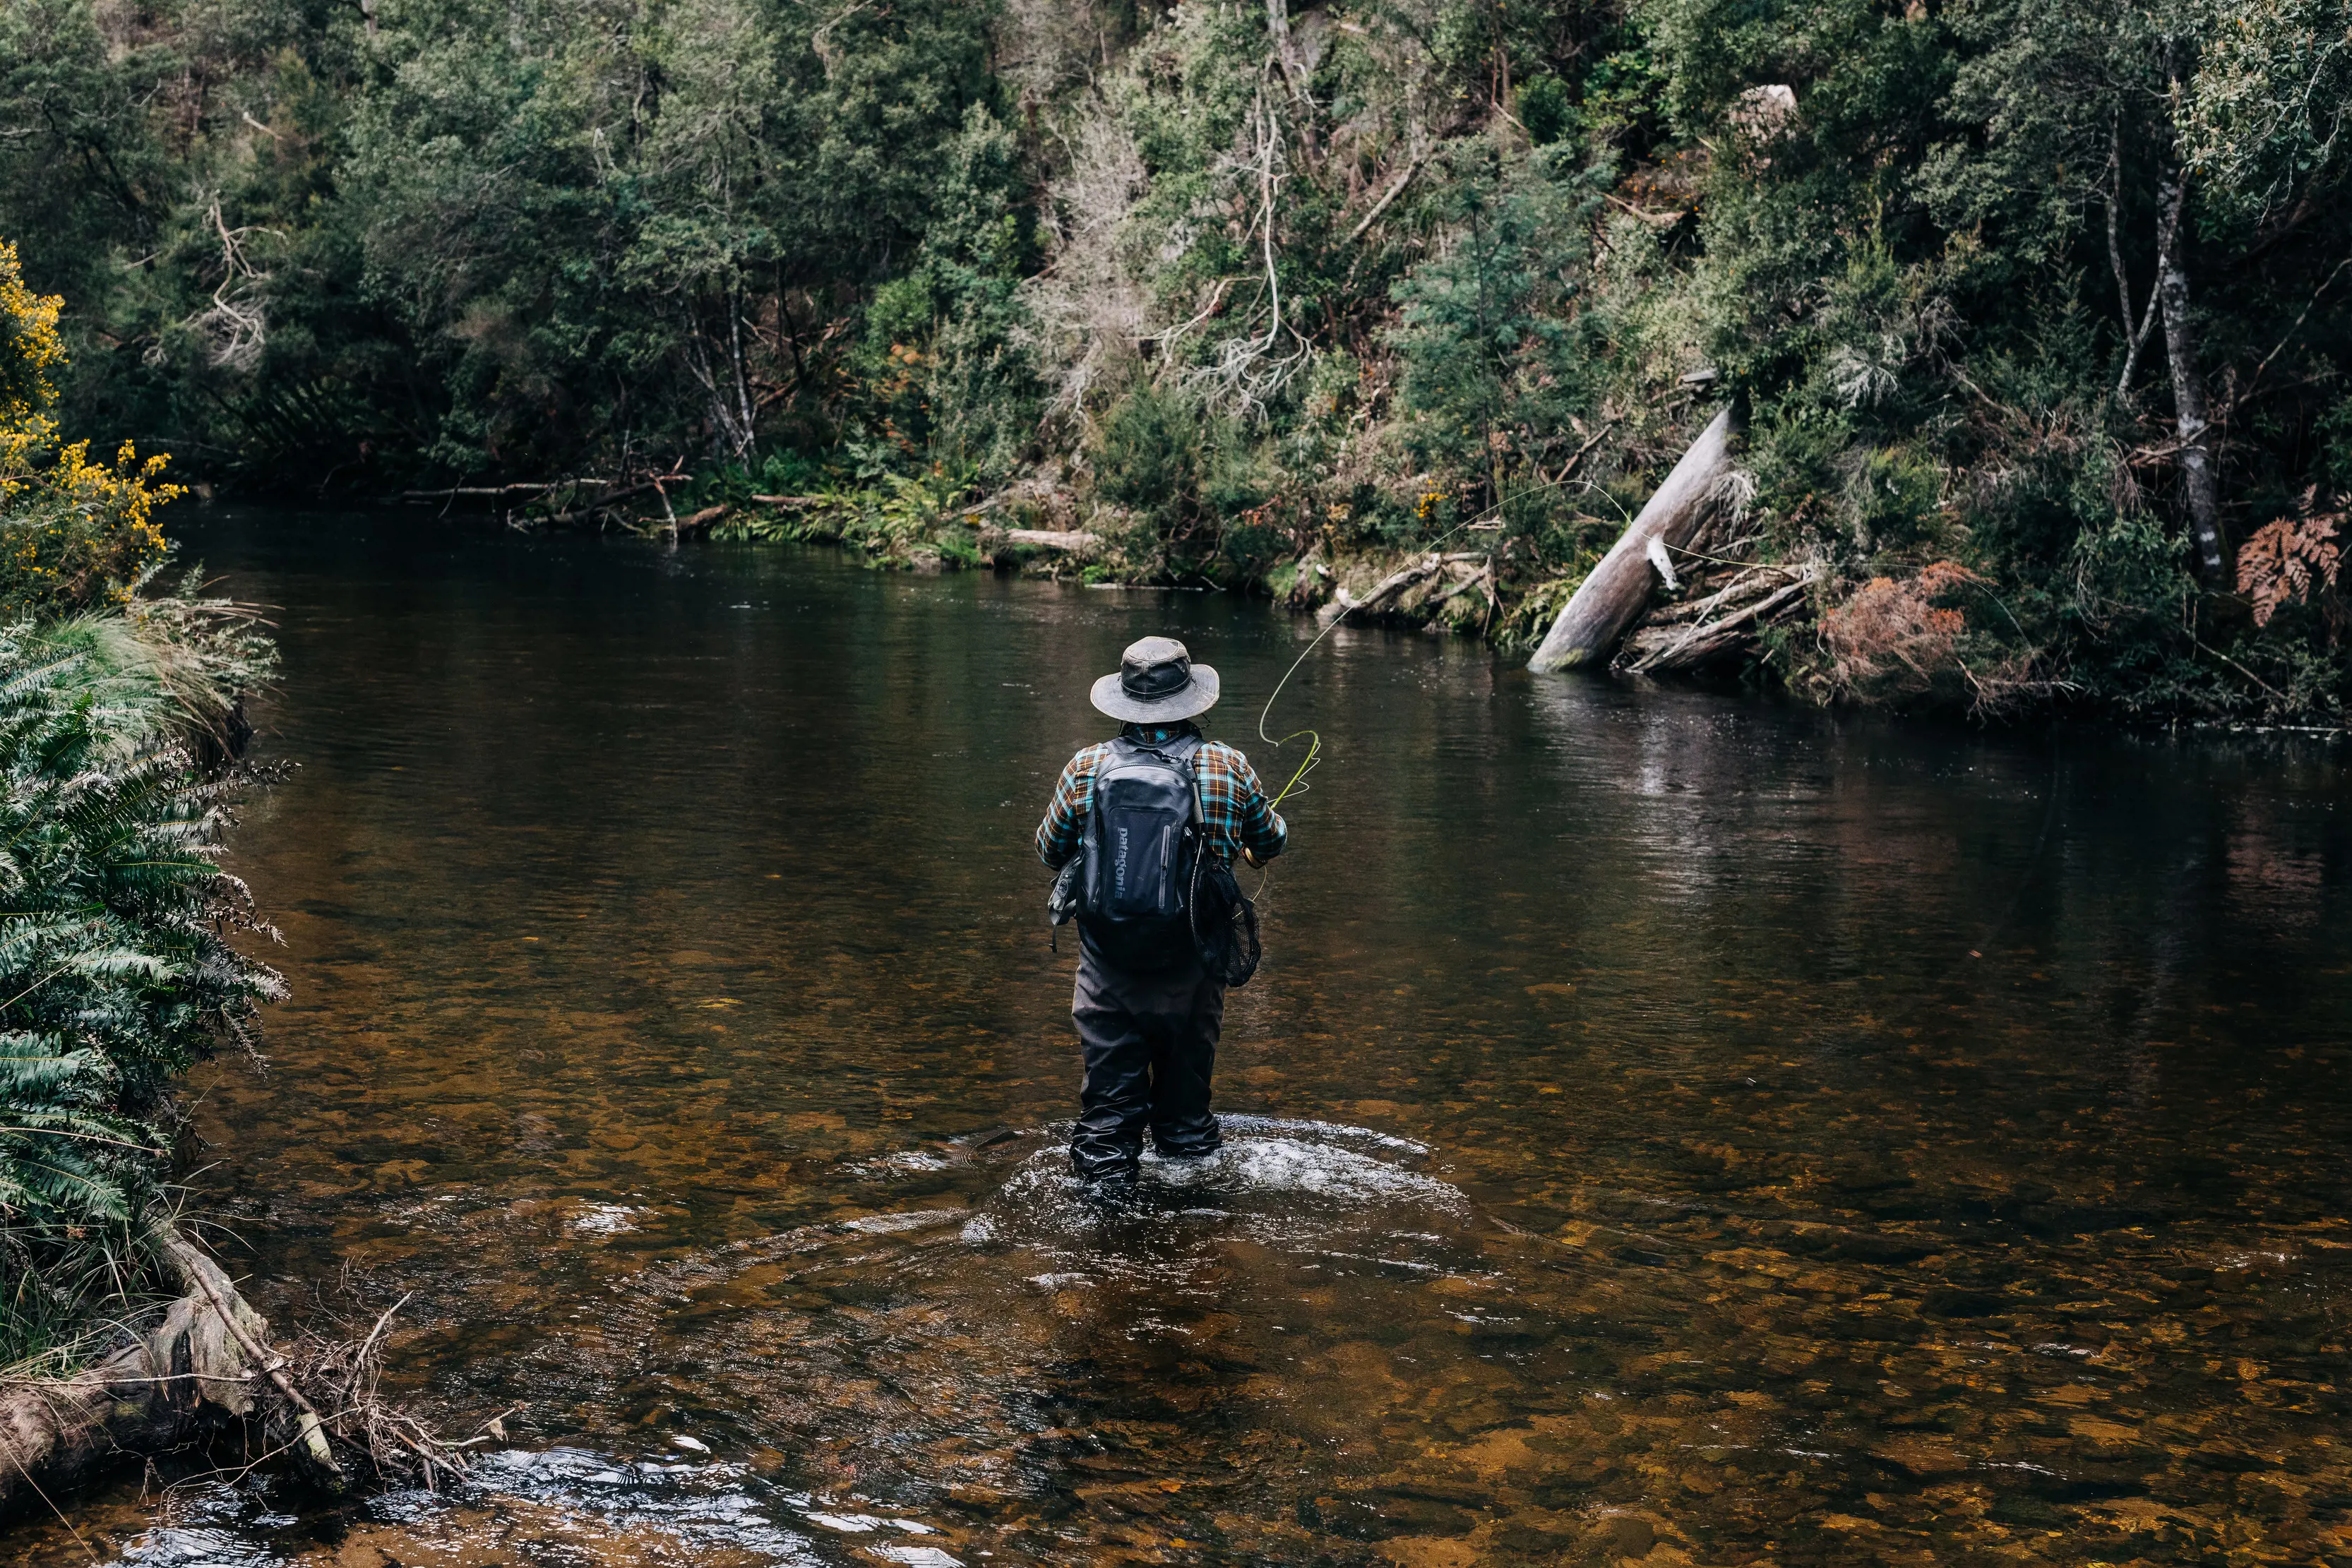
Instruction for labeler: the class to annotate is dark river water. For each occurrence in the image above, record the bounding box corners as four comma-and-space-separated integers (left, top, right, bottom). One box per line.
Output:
13, 509, 2352, 1567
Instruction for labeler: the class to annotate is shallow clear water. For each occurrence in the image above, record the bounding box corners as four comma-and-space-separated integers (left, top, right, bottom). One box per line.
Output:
12, 509, 2352, 1567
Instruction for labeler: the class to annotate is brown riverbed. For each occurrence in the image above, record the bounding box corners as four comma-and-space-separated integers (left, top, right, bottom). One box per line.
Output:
9, 509, 2351, 1567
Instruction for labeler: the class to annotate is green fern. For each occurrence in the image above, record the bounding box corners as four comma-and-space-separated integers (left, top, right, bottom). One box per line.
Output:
0, 615, 282, 1364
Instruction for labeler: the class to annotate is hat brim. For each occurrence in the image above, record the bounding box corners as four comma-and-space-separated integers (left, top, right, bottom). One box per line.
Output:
1090, 663, 1220, 723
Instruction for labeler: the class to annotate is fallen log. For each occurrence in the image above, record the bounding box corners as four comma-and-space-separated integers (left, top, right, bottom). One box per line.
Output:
398, 481, 576, 501
999, 528, 1097, 553
1318, 552, 1488, 624
535, 478, 667, 527
1528, 405, 1743, 671
1320, 555, 1441, 623
0, 1221, 343, 1522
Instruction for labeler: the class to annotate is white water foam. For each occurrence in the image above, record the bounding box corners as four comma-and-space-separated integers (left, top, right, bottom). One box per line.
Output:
848, 1149, 953, 1178
107, 1448, 845, 1567
1216, 1113, 1432, 1156
972, 1123, 1476, 1276
566, 1202, 643, 1237
984, 1130, 1463, 1216
840, 1207, 967, 1235
457, 1447, 832, 1562
1140, 1136, 1466, 1211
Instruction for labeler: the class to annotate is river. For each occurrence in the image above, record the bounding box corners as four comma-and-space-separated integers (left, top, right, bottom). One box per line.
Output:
11, 508, 2352, 1567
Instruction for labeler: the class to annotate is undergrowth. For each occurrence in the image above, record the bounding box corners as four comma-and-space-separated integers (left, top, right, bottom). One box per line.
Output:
0, 239, 282, 1374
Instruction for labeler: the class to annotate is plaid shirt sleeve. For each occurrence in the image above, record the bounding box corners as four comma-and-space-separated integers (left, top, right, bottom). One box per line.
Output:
1196, 742, 1287, 865
1036, 743, 1108, 867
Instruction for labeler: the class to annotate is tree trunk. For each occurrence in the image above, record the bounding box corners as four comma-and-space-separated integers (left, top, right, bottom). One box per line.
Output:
1265, 0, 1318, 162
2156, 59, 2226, 582
2107, 117, 2161, 397
2154, 166, 2225, 579
1528, 405, 1741, 672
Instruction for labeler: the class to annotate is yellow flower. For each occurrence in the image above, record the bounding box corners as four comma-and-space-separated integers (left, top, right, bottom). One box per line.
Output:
0, 234, 181, 615
0, 239, 66, 495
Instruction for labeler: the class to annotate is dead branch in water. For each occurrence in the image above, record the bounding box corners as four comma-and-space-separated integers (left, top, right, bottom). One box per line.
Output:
289, 1294, 496, 1491
399, 481, 580, 501
1619, 565, 1818, 673
154, 1226, 342, 1489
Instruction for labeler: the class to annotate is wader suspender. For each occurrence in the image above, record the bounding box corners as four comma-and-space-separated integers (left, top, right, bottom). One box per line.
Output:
1186, 767, 1212, 954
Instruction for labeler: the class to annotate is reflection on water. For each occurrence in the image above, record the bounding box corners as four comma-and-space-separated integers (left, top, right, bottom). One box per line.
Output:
11, 510, 2352, 1566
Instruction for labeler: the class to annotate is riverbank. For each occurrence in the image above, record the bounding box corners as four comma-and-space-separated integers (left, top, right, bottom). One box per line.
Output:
0, 244, 390, 1521
477, 467, 2325, 732
18, 0, 2349, 739
0, 603, 334, 1515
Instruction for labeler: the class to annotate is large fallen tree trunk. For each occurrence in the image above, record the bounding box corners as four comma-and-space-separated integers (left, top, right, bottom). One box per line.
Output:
0, 1221, 344, 1522
1528, 405, 1742, 672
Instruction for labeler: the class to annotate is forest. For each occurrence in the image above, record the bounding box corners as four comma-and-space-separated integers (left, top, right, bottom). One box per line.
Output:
2, 0, 2349, 719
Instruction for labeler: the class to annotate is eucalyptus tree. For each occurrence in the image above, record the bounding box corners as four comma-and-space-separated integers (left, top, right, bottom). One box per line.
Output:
1926, 0, 2352, 582
1928, 0, 2236, 576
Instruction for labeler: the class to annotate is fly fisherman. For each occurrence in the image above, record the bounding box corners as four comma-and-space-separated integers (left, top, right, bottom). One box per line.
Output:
1037, 636, 1287, 1190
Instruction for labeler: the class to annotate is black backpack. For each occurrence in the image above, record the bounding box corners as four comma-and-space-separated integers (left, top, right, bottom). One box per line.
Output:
1077, 735, 1205, 970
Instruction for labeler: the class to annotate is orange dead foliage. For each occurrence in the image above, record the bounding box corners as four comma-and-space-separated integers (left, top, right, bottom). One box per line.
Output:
2238, 488, 2344, 628
1820, 560, 1981, 700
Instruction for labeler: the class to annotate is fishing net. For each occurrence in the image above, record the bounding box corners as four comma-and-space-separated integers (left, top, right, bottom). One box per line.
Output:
1190, 856, 1262, 987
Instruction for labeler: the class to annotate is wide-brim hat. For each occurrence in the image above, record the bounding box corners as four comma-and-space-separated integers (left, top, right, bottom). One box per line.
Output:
1090, 635, 1221, 723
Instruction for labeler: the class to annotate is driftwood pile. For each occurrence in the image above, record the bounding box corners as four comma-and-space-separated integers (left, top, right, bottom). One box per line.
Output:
1317, 551, 1498, 627
0, 1223, 468, 1524
1615, 555, 1819, 674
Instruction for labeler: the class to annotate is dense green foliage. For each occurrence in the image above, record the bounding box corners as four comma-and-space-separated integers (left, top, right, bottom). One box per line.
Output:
0, 611, 283, 1367
4, 0, 2351, 718
0, 239, 279, 1368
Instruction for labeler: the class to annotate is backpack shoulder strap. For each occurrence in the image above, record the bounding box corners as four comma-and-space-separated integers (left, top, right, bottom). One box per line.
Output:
1174, 734, 1207, 824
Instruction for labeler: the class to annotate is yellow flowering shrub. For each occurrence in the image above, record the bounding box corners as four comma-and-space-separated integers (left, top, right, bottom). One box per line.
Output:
0, 239, 179, 617
0, 238, 65, 491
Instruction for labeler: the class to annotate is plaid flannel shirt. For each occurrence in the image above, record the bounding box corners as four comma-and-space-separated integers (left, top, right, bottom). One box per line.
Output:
1037, 722, 1288, 869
